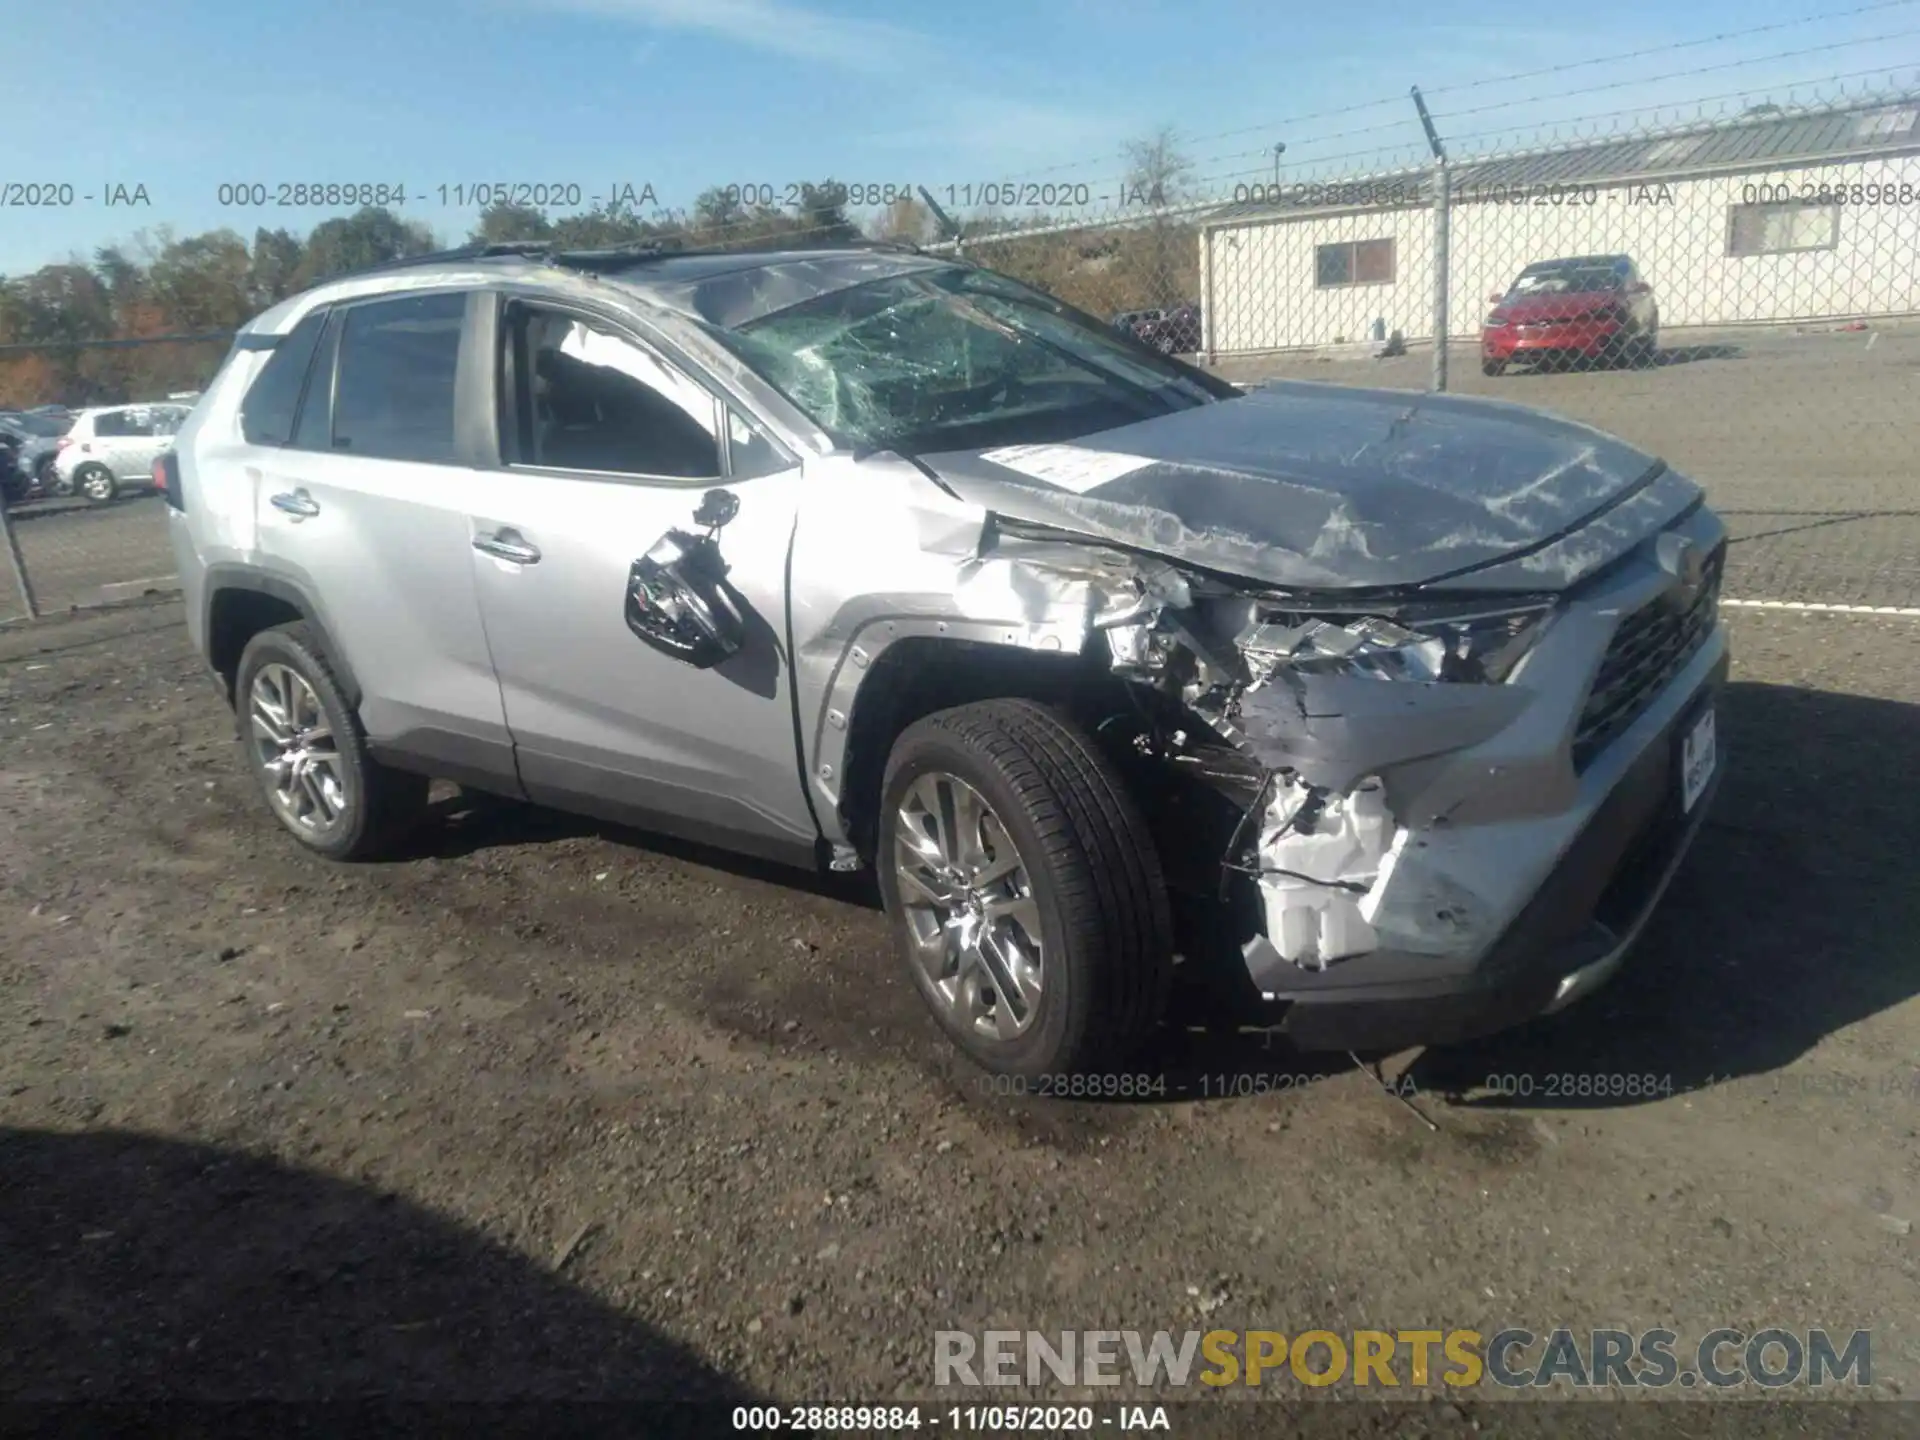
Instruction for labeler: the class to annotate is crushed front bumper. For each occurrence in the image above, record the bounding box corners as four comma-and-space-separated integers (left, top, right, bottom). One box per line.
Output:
1248, 511, 1729, 1053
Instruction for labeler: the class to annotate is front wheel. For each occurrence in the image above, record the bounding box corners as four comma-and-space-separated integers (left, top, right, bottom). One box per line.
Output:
76, 465, 118, 506
1481, 357, 1507, 377
43, 459, 73, 498
878, 699, 1174, 1079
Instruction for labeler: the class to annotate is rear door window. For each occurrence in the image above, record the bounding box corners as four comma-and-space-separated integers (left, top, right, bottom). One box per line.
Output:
241, 309, 329, 446
328, 292, 467, 464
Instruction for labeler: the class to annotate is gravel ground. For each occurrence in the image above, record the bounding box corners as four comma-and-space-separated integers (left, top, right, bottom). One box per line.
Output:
1, 598, 1916, 1428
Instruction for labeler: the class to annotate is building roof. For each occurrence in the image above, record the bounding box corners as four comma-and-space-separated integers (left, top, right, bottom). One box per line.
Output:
1207, 93, 1920, 226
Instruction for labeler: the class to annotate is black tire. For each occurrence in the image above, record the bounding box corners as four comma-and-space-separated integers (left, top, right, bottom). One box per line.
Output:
877, 699, 1174, 1078
1481, 358, 1506, 377
76, 464, 118, 506
233, 621, 429, 861
42, 458, 71, 497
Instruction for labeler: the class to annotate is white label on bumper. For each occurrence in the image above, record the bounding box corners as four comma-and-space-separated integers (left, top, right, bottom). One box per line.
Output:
1681, 707, 1716, 813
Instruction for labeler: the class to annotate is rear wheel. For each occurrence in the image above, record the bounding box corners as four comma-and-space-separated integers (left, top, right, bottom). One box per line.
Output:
77, 464, 118, 506
234, 622, 429, 861
878, 699, 1174, 1079
1481, 358, 1507, 377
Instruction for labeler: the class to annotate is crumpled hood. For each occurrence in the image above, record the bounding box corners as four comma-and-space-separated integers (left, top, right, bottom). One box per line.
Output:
920, 380, 1696, 592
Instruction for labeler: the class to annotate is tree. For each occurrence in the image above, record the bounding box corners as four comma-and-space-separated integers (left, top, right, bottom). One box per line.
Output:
147, 230, 255, 332
298, 207, 438, 285
792, 179, 861, 245
249, 228, 306, 309
550, 197, 668, 250
873, 195, 933, 245
691, 186, 749, 241
1123, 126, 1193, 209
469, 201, 555, 246
1121, 126, 1199, 308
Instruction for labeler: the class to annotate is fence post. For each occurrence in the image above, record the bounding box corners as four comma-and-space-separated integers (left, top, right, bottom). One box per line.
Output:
0, 497, 39, 620
1411, 86, 1451, 393
1432, 159, 1451, 393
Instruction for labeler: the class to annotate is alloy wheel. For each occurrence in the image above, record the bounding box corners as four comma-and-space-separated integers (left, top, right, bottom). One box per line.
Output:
248, 663, 348, 834
892, 771, 1045, 1041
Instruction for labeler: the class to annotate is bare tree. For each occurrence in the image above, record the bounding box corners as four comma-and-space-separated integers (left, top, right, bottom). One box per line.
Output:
1123, 126, 1193, 208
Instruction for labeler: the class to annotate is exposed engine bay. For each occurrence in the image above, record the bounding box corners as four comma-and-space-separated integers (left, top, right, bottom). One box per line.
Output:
949, 519, 1560, 992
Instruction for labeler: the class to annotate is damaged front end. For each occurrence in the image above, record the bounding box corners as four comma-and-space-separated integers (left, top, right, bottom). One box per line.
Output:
957, 521, 1559, 996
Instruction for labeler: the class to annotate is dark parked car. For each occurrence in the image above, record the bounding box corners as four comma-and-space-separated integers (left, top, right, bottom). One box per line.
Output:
0, 419, 26, 504
1481, 255, 1658, 375
4, 409, 77, 497
1136, 301, 1202, 355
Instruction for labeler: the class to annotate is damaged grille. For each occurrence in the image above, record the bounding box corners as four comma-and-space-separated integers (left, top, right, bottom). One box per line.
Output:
1572, 541, 1724, 771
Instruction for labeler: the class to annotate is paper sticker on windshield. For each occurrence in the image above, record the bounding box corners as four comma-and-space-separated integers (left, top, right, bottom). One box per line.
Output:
979, 444, 1154, 494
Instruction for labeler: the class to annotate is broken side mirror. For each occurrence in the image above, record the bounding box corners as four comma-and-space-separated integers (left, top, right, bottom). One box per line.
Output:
625, 528, 746, 670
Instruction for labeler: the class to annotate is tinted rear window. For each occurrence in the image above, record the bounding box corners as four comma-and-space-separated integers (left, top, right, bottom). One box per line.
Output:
329, 292, 466, 464
241, 309, 329, 447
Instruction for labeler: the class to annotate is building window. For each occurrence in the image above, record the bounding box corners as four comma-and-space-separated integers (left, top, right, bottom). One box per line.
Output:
1315, 238, 1395, 287
1727, 201, 1839, 256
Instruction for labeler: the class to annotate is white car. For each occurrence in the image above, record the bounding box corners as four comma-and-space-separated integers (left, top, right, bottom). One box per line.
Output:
52, 403, 193, 505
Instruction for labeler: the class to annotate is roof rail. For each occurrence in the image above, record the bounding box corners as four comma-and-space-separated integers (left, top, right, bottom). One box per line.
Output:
324, 240, 557, 284
322, 233, 946, 287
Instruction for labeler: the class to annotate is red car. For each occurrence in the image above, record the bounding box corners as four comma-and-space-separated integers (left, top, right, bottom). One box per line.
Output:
1481, 254, 1659, 376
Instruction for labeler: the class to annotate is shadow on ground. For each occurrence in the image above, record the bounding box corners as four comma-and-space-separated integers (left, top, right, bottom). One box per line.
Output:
350, 679, 1919, 1119
0, 1126, 760, 1405
1412, 679, 1920, 1107
1500, 342, 1742, 377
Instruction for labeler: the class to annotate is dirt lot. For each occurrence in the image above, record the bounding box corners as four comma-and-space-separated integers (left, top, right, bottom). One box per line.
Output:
2, 597, 1916, 1425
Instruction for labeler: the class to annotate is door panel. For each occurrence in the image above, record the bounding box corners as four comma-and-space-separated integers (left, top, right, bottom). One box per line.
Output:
464, 465, 815, 859
254, 449, 515, 783
251, 288, 515, 789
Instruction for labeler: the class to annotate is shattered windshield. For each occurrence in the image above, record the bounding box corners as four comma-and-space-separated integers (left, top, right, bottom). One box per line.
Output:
720, 268, 1219, 453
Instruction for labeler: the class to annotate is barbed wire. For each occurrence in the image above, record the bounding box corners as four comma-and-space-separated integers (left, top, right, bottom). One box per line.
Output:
983, 1, 1920, 183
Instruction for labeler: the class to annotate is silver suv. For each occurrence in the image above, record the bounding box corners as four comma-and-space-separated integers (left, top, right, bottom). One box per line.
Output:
167, 241, 1727, 1078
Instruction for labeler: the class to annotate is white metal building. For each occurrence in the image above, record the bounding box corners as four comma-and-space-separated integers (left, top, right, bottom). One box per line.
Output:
1198, 97, 1920, 357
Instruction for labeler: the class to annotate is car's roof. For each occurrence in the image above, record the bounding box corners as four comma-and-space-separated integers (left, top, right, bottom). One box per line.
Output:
262, 245, 961, 336
76, 401, 185, 417
1522, 254, 1630, 268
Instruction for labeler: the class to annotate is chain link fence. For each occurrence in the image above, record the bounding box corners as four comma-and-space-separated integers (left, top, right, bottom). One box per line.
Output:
5, 76, 1919, 625
938, 80, 1920, 612
1, 334, 229, 622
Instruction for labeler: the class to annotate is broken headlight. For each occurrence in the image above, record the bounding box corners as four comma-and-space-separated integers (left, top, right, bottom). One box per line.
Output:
1238, 598, 1556, 685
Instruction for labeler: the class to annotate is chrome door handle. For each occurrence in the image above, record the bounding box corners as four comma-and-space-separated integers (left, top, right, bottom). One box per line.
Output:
473, 530, 541, 564
270, 489, 320, 518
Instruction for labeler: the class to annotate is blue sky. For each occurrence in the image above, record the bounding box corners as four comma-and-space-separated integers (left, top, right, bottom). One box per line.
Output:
4, 0, 1919, 274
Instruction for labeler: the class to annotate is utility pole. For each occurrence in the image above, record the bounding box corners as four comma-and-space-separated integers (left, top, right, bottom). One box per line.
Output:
1411, 86, 1450, 393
